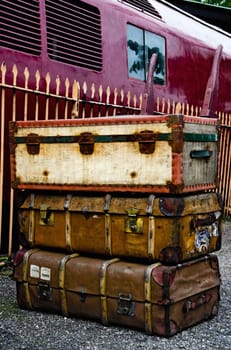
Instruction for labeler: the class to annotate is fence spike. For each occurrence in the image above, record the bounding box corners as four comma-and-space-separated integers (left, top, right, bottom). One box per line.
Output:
45, 73, 51, 95
83, 81, 88, 96
181, 102, 185, 115
113, 88, 118, 116
161, 98, 165, 113
172, 100, 175, 114
127, 91, 131, 107
120, 89, 124, 104
156, 96, 159, 112
106, 86, 111, 117
56, 75, 60, 95
12, 64, 18, 86
133, 94, 137, 109
65, 78, 70, 96
106, 86, 111, 104
23, 67, 30, 121
71, 80, 80, 118
1, 62, 7, 84
24, 67, 30, 89
190, 105, 194, 116
99, 85, 103, 102
186, 104, 189, 115
64, 78, 70, 119
55, 76, 61, 119
35, 70, 40, 90
91, 83, 96, 99
167, 99, 170, 114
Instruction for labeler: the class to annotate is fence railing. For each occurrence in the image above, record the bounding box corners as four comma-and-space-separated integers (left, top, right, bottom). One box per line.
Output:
1, 62, 230, 256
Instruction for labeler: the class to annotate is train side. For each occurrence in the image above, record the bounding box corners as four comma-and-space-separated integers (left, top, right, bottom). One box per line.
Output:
0, 0, 231, 114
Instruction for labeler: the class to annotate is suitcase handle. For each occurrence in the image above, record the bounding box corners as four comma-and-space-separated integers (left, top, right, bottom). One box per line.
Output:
26, 133, 40, 155
183, 293, 212, 313
78, 132, 94, 155
191, 213, 219, 229
138, 130, 156, 154
190, 150, 213, 159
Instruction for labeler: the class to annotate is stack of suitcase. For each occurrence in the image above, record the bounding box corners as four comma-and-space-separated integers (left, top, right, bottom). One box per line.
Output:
10, 114, 222, 337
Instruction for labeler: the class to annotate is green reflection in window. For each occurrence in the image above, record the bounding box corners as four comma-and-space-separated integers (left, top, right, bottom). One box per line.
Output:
127, 24, 165, 85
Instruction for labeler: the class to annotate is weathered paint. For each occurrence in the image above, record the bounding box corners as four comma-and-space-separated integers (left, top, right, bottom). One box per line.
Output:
10, 115, 219, 193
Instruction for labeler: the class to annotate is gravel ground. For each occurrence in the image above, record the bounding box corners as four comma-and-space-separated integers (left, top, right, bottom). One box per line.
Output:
0, 222, 230, 350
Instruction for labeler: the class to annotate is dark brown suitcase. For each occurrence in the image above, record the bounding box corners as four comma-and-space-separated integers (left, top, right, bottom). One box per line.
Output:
13, 249, 220, 337
18, 192, 223, 264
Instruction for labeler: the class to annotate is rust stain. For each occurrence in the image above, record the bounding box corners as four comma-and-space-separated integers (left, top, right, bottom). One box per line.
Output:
130, 171, 137, 178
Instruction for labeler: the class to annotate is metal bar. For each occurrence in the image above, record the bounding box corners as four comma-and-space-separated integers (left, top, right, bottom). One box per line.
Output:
23, 67, 30, 121
13, 132, 217, 144
8, 65, 18, 257
64, 78, 70, 120
0, 63, 7, 250
35, 70, 40, 121
55, 76, 60, 120
0, 83, 77, 102
45, 73, 51, 121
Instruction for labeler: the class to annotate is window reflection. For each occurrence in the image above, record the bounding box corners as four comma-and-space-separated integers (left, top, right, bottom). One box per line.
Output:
127, 24, 165, 85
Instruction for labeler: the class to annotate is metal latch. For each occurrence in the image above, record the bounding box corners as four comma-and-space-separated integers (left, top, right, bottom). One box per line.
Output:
138, 130, 156, 154
26, 133, 40, 155
38, 283, 52, 301
78, 132, 94, 155
39, 204, 54, 225
104, 194, 112, 212
125, 208, 143, 234
64, 194, 72, 210
117, 293, 135, 317
146, 194, 155, 215
77, 288, 86, 302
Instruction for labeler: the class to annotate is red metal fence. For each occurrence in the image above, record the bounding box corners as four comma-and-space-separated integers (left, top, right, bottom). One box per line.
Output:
1, 62, 230, 256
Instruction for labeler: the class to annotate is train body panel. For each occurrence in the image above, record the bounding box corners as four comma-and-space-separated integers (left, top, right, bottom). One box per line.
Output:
0, 0, 231, 113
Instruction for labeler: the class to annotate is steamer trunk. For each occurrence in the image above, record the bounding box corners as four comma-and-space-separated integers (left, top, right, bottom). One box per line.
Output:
9, 114, 219, 194
13, 250, 220, 337
18, 192, 223, 264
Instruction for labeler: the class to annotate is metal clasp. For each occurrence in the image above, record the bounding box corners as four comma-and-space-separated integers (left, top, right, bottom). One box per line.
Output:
117, 293, 135, 317
39, 204, 54, 225
77, 288, 86, 302
26, 133, 40, 155
64, 194, 72, 210
125, 208, 143, 234
38, 283, 52, 301
138, 130, 156, 154
78, 132, 94, 155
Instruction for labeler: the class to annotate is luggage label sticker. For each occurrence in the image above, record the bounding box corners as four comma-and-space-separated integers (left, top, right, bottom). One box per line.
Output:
194, 218, 220, 253
194, 229, 211, 253
189, 212, 221, 255
30, 264, 51, 281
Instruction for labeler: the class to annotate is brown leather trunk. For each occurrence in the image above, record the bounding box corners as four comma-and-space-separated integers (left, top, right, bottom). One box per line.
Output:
13, 249, 220, 337
18, 192, 223, 264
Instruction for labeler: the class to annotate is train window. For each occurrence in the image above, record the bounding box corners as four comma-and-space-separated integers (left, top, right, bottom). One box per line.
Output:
127, 24, 165, 85
45, 0, 102, 71
0, 0, 41, 55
